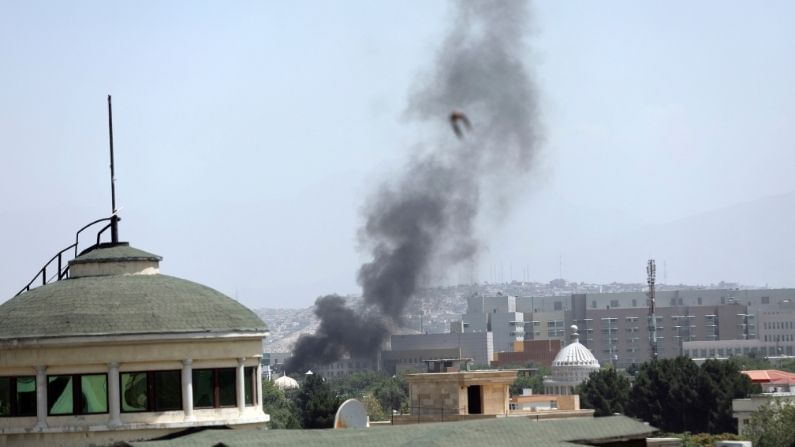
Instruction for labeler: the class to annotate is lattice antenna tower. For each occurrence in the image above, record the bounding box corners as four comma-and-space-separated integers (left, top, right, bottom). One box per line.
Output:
647, 259, 658, 360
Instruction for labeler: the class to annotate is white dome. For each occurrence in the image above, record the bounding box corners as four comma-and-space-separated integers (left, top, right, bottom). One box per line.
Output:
544, 326, 601, 395
274, 375, 300, 390
552, 342, 600, 368
552, 326, 599, 368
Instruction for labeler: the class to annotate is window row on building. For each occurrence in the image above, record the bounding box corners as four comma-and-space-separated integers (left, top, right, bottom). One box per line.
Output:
763, 334, 795, 342
0, 367, 257, 417
684, 346, 795, 358
764, 321, 795, 330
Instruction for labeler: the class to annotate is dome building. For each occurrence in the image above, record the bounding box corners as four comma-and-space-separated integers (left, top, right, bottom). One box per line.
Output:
543, 325, 600, 395
273, 375, 299, 391
0, 240, 269, 446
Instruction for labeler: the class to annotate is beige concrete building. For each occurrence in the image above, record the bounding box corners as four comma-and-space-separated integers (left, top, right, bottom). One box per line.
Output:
399, 364, 516, 424
509, 391, 594, 419
0, 243, 269, 446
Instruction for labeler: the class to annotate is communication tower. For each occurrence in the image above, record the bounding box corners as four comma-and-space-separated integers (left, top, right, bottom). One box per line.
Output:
647, 259, 658, 360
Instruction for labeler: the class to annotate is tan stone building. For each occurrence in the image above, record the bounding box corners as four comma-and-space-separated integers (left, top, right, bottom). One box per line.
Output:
398, 360, 516, 424
0, 243, 269, 446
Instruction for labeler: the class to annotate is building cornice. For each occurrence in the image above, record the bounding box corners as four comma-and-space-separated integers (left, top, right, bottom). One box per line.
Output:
0, 330, 269, 350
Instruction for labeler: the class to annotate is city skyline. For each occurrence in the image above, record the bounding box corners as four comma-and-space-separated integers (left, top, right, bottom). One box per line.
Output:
2, 1, 795, 309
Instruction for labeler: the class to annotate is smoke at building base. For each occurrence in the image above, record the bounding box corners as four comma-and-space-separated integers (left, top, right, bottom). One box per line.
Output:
286, 0, 542, 374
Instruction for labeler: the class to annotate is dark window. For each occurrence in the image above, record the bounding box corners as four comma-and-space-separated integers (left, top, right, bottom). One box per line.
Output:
48, 374, 108, 415
193, 368, 236, 409
244, 367, 256, 406
121, 371, 181, 413
554, 301, 562, 311
218, 369, 236, 407
154, 371, 182, 411
761, 296, 770, 304
0, 376, 36, 417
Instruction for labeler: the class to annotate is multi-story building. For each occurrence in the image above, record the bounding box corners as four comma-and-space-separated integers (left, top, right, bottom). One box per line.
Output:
684, 300, 795, 359
460, 288, 795, 369
312, 356, 379, 379
385, 332, 493, 371
462, 295, 524, 353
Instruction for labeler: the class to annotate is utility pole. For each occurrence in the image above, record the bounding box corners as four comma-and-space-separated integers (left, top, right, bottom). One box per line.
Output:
108, 95, 119, 243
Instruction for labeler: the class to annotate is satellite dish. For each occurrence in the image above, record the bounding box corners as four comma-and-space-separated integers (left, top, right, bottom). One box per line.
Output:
334, 398, 369, 429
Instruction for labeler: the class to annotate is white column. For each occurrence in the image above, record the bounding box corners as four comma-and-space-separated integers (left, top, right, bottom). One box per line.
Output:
34, 365, 47, 429
182, 359, 194, 421
255, 359, 263, 410
236, 357, 246, 413
108, 362, 122, 426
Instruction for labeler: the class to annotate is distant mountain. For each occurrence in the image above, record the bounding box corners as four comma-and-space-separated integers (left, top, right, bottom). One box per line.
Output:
593, 191, 795, 287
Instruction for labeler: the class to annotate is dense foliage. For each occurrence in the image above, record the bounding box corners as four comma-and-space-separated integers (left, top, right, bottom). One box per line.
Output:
743, 399, 795, 447
295, 373, 342, 428
261, 379, 301, 429
662, 432, 748, 447
509, 367, 548, 396
575, 367, 631, 416
625, 357, 757, 433
729, 354, 795, 373
575, 357, 757, 434
328, 371, 408, 418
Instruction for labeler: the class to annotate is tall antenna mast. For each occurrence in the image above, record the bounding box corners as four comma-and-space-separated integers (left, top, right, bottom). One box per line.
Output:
647, 259, 658, 360
108, 94, 119, 243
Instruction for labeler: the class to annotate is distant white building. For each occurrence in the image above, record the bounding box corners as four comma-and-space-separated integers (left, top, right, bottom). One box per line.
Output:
544, 325, 600, 395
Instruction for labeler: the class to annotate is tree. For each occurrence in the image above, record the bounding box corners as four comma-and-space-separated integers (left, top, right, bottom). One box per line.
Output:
373, 374, 408, 413
575, 367, 630, 416
627, 357, 705, 433
743, 399, 795, 447
699, 358, 758, 433
332, 371, 383, 401
731, 354, 773, 371
779, 358, 795, 373
295, 373, 341, 429
261, 379, 301, 429
626, 357, 757, 434
509, 368, 548, 396
361, 394, 387, 421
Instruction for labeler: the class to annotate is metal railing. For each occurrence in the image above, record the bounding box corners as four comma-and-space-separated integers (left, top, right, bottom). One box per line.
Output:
15, 216, 116, 296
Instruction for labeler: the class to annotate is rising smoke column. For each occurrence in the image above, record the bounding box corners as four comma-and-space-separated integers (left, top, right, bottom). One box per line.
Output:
287, 0, 541, 373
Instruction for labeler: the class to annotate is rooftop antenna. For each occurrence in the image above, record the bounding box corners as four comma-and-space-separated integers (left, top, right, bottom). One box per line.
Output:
647, 259, 658, 360
107, 95, 119, 243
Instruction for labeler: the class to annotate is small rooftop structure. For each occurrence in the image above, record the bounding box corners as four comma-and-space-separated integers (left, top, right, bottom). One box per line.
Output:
741, 369, 795, 393
398, 368, 517, 424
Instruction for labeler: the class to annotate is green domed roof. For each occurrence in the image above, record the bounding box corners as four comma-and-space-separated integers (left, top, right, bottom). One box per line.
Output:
0, 271, 266, 341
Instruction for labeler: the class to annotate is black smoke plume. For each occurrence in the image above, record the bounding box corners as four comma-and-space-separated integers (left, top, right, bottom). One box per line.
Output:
287, 0, 541, 373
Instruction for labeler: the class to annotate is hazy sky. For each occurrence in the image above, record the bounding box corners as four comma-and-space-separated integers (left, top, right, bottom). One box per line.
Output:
2, 1, 794, 309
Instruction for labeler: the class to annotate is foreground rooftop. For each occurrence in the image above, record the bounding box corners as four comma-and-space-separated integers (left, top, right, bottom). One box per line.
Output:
128, 415, 656, 447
